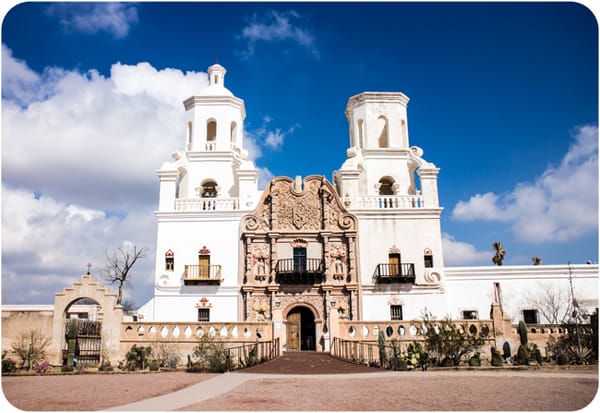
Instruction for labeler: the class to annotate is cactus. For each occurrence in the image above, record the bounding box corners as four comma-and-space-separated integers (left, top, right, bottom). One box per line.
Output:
517, 321, 528, 345
516, 321, 529, 365
377, 331, 387, 368
64, 319, 79, 370
491, 346, 504, 366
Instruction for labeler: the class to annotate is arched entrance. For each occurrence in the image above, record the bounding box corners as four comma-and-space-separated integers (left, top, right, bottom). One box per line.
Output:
51, 274, 122, 366
286, 306, 316, 351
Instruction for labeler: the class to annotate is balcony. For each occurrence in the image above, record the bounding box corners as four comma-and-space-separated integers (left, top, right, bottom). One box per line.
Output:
357, 195, 424, 209
275, 258, 324, 284
174, 198, 240, 211
183, 265, 222, 285
372, 263, 415, 284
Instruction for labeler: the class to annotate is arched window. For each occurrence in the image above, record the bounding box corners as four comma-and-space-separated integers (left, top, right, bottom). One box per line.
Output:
201, 180, 218, 198
187, 122, 193, 150
230, 121, 237, 143
424, 248, 434, 268
377, 116, 389, 148
357, 119, 364, 148
207, 120, 217, 142
378, 177, 395, 195
165, 250, 174, 271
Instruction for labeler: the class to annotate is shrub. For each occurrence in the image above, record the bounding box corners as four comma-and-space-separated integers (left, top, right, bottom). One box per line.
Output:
490, 347, 504, 366
10, 329, 51, 371
125, 345, 152, 370
188, 334, 229, 372
1, 354, 17, 374
34, 361, 49, 373
418, 310, 490, 366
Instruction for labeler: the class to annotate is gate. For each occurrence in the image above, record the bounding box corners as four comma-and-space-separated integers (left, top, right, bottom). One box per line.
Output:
63, 320, 102, 365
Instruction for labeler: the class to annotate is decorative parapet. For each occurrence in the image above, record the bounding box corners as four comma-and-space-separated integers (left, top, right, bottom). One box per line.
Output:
337, 319, 494, 342
120, 321, 272, 343
174, 198, 240, 211
357, 195, 424, 209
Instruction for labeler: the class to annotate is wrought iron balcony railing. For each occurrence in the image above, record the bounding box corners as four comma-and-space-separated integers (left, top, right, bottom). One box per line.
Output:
276, 259, 324, 274
373, 263, 416, 284
275, 258, 324, 284
183, 265, 222, 285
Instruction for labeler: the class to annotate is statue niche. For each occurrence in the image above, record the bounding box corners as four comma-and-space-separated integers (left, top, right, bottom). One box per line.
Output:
329, 242, 347, 281
252, 243, 270, 282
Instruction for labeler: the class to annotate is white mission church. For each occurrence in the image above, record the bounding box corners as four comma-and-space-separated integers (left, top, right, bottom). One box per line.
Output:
136, 63, 597, 352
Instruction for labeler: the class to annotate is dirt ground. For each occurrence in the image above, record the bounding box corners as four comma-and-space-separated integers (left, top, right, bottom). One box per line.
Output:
1, 371, 216, 411
2, 368, 598, 411
183, 371, 599, 411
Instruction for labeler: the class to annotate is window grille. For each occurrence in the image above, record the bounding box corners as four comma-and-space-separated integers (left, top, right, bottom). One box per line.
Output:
198, 308, 210, 322
390, 305, 403, 321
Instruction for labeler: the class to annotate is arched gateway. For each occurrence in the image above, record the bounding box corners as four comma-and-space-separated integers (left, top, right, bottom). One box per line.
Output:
240, 175, 359, 351
50, 274, 123, 365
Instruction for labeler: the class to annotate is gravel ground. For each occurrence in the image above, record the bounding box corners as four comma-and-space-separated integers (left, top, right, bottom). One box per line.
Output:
1, 372, 216, 411
182, 371, 598, 411
2, 365, 598, 411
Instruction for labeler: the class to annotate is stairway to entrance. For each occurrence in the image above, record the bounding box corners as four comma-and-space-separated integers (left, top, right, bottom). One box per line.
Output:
238, 351, 381, 374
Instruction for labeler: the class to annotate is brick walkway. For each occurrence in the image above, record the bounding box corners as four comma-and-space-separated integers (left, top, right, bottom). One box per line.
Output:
238, 351, 382, 374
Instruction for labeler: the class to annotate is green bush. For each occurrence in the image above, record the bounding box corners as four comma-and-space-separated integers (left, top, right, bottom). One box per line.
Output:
125, 345, 152, 370
188, 334, 229, 372
2, 358, 17, 374
418, 310, 490, 366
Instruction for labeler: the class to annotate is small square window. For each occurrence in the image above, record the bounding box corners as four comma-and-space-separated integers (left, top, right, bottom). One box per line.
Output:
198, 308, 210, 322
424, 254, 434, 268
462, 310, 478, 320
523, 309, 539, 324
390, 305, 403, 321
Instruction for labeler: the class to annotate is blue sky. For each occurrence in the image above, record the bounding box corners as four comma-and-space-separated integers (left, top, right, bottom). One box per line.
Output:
1, 1, 598, 307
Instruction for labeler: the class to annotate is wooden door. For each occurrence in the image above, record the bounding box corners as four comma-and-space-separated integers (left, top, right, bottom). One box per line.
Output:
198, 255, 210, 278
286, 313, 301, 351
388, 253, 400, 276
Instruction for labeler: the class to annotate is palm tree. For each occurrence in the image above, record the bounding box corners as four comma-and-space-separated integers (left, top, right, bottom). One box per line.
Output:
492, 242, 506, 266
532, 256, 542, 265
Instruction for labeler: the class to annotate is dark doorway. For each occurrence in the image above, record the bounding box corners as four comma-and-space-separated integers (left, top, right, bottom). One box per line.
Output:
286, 306, 316, 351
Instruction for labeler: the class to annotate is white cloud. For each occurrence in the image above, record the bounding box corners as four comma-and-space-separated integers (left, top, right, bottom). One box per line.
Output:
442, 233, 490, 266
238, 10, 319, 58
2, 46, 208, 212
1, 186, 156, 305
46, 3, 138, 39
451, 125, 598, 243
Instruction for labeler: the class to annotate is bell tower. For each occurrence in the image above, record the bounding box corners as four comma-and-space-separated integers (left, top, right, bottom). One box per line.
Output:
157, 63, 258, 212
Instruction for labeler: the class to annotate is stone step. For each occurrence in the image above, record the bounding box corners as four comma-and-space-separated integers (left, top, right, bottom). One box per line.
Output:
238, 351, 381, 374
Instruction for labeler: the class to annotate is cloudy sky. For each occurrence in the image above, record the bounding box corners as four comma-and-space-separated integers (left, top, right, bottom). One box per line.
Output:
1, 2, 598, 307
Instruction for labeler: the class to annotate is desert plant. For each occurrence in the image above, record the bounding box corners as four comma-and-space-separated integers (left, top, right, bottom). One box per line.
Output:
491, 347, 504, 366
188, 334, 229, 372
153, 341, 181, 369
11, 329, 52, 371
468, 352, 481, 367
418, 311, 490, 366
377, 331, 387, 368
125, 345, 152, 370
516, 321, 529, 365
2, 351, 17, 374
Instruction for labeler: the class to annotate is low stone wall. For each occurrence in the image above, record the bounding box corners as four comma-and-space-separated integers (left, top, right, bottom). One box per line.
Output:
118, 321, 273, 363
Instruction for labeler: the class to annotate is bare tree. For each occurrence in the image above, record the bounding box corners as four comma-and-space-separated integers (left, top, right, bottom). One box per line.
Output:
102, 244, 147, 305
524, 281, 575, 324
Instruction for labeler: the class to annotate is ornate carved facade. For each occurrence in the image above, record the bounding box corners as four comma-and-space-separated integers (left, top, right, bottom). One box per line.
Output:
240, 175, 359, 324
